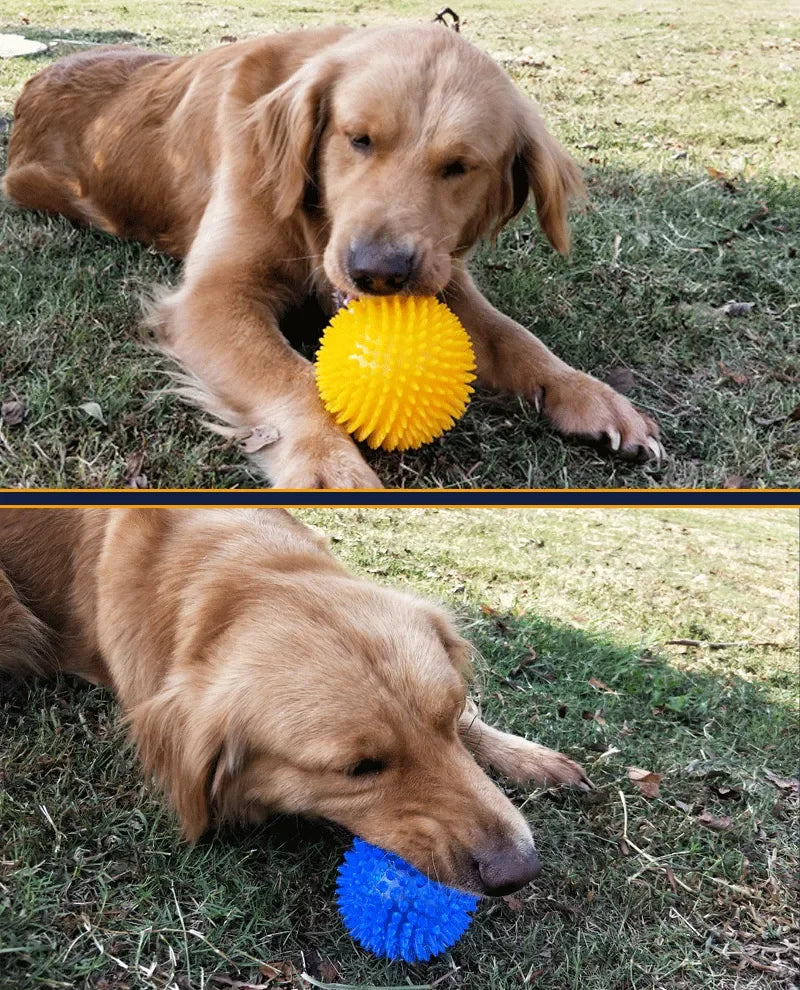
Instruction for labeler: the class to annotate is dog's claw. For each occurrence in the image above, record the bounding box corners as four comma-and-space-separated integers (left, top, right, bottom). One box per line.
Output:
647, 437, 664, 462
533, 387, 544, 414
606, 427, 621, 452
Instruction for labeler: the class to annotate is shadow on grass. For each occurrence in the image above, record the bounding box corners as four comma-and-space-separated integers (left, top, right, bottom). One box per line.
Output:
1, 146, 798, 487
0, 25, 148, 50
1, 603, 796, 989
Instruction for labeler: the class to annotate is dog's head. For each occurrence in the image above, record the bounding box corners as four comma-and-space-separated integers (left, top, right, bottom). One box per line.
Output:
250, 24, 582, 299
130, 565, 540, 896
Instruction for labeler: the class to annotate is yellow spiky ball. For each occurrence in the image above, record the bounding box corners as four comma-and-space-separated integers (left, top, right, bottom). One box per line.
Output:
315, 296, 476, 452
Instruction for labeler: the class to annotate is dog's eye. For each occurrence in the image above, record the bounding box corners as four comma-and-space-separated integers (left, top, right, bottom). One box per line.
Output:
350, 134, 371, 150
348, 758, 386, 777
442, 160, 467, 179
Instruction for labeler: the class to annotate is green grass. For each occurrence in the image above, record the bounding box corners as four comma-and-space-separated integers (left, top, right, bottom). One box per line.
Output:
0, 0, 798, 488
1, 507, 798, 989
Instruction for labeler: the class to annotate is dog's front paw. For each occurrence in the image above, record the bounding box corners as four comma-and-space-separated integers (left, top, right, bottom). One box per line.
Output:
538, 371, 663, 461
267, 433, 383, 490
507, 743, 593, 791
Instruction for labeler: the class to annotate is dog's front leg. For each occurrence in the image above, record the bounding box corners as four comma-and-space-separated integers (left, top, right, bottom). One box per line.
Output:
459, 700, 591, 790
443, 265, 663, 461
150, 266, 382, 490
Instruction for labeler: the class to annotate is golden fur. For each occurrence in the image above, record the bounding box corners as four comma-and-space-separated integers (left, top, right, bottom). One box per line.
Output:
0, 508, 589, 894
3, 24, 662, 487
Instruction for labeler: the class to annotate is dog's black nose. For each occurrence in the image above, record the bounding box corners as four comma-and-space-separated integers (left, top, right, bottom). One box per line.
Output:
347, 242, 414, 295
477, 843, 542, 896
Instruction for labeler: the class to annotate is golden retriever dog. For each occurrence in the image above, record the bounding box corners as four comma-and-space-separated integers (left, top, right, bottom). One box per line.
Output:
0, 508, 589, 895
3, 23, 662, 488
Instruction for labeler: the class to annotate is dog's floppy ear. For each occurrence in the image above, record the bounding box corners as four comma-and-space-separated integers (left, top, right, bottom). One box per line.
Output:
246, 56, 340, 220
428, 607, 474, 681
127, 674, 245, 841
495, 104, 584, 253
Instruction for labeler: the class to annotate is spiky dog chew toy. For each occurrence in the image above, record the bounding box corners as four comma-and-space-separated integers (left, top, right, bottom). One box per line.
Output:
336, 838, 479, 963
314, 296, 476, 452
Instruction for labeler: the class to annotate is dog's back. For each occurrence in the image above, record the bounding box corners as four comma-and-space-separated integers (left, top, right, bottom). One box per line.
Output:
4, 50, 174, 232
0, 509, 108, 679
2, 28, 350, 256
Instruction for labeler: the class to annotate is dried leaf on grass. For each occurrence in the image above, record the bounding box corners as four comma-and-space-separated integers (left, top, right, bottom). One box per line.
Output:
718, 361, 749, 386
706, 166, 738, 192
764, 770, 799, 793
507, 649, 537, 678
240, 424, 281, 454
582, 709, 607, 725
123, 450, 148, 488
722, 474, 753, 489
718, 300, 755, 317
588, 677, 618, 694
0, 399, 25, 426
628, 767, 662, 798
697, 809, 732, 830
258, 959, 300, 985
78, 401, 106, 426
303, 951, 341, 984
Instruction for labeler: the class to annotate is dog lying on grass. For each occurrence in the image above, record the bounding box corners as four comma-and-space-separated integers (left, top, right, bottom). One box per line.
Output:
0, 508, 589, 895
3, 23, 662, 487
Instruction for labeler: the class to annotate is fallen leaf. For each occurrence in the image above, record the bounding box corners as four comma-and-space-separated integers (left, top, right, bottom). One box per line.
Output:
240, 424, 281, 453
719, 300, 755, 317
764, 770, 799, 793
706, 166, 738, 192
711, 783, 740, 799
220, 34, 238, 42
788, 403, 800, 422
722, 474, 753, 489
304, 951, 340, 983
718, 361, 749, 386
588, 676, 618, 694
628, 767, 662, 799
78, 401, 106, 426
604, 367, 635, 395
697, 809, 732, 830
503, 895, 524, 911
673, 798, 694, 813
508, 649, 537, 678
123, 450, 147, 488
0, 399, 25, 426
259, 960, 298, 985
582, 709, 607, 724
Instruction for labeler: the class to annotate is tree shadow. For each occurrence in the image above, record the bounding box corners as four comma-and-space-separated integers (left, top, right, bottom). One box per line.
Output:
2, 155, 797, 487
0, 593, 795, 987
0, 25, 148, 51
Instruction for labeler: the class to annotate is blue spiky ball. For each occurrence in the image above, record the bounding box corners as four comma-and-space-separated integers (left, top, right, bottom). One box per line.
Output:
336, 839, 479, 963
